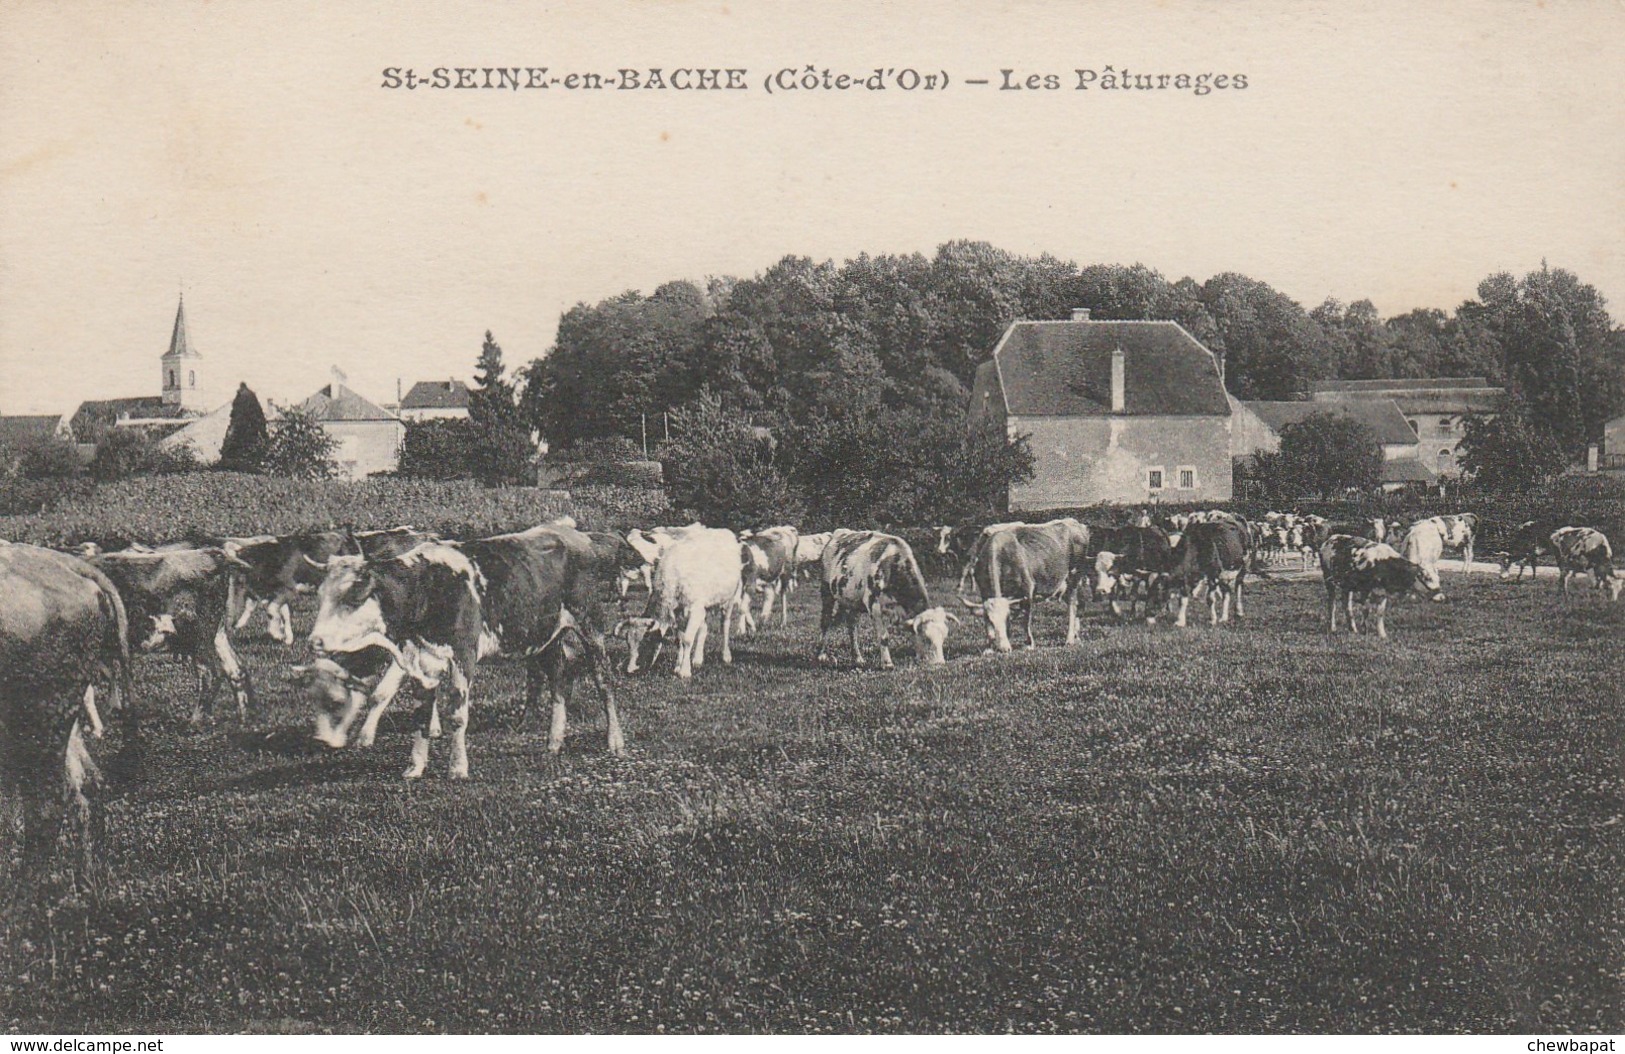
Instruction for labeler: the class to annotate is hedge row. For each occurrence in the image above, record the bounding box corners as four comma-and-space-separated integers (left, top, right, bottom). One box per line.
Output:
0, 474, 611, 547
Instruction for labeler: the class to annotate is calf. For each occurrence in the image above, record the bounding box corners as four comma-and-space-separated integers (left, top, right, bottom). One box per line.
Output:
91, 546, 251, 726
1162, 520, 1249, 628
819, 531, 955, 669
615, 527, 744, 679
1320, 535, 1443, 640
958, 519, 1090, 651
1551, 527, 1622, 601
1091, 525, 1175, 623
737, 525, 800, 633
308, 524, 623, 776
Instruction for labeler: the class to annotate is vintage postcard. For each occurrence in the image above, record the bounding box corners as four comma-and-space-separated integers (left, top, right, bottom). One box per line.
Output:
1, 0, 1621, 1040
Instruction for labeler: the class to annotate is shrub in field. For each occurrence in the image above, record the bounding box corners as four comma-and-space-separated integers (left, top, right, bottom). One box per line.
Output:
88, 428, 202, 482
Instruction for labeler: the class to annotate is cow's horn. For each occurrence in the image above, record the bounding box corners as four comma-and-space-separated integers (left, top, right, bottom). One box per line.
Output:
301, 553, 329, 571
957, 595, 983, 612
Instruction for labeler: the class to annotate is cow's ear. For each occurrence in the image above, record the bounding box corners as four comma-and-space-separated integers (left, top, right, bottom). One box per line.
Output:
347, 567, 377, 602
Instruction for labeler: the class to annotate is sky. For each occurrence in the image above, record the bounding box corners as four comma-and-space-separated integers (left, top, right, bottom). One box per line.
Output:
2, 0, 1622, 416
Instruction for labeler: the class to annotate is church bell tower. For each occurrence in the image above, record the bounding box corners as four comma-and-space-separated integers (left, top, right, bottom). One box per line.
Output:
161, 295, 205, 412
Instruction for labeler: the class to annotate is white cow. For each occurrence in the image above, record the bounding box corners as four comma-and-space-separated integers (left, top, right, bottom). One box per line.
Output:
615, 527, 743, 679
1398, 515, 1477, 601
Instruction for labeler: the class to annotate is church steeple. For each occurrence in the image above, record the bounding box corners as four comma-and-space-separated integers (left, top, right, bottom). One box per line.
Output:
161, 295, 205, 411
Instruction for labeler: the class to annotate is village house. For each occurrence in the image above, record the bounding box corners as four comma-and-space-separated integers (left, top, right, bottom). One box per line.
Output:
969, 310, 1232, 509
397, 379, 472, 421
1231, 397, 1437, 491
285, 371, 405, 479
1309, 377, 1503, 478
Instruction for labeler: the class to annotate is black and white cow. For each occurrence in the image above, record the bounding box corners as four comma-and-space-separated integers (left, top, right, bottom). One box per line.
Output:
819, 531, 955, 669
307, 523, 623, 777
1550, 527, 1622, 601
0, 543, 135, 878
1091, 525, 1175, 623
737, 525, 799, 633
957, 519, 1091, 651
1320, 534, 1443, 640
90, 546, 252, 726
1496, 520, 1555, 582
1161, 519, 1250, 628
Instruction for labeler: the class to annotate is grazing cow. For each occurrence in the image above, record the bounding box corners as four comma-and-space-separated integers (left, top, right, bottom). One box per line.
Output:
819, 531, 955, 669
1398, 516, 1478, 601
935, 522, 1024, 577
1, 544, 135, 878
622, 523, 705, 593
789, 531, 834, 589
615, 527, 744, 679
957, 519, 1091, 651
1550, 527, 1622, 601
1497, 520, 1555, 581
1162, 519, 1250, 627
308, 524, 623, 777
90, 547, 251, 726
585, 531, 651, 600
737, 526, 800, 633
1320, 535, 1443, 639
1091, 525, 1175, 623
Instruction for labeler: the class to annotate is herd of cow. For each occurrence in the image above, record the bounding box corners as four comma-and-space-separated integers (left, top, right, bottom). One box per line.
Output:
1, 506, 1620, 877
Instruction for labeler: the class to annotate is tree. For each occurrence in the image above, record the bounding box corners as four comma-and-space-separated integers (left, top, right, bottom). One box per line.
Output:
89, 428, 200, 482
657, 389, 804, 528
1456, 403, 1568, 492
397, 418, 479, 480
219, 382, 269, 472
263, 406, 338, 479
1259, 412, 1383, 499
468, 330, 537, 485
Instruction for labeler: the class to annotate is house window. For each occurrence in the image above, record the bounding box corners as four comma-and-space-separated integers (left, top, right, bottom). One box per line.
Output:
1177, 466, 1198, 490
1147, 466, 1165, 492
1438, 448, 1452, 461
1407, 418, 1419, 435
188, 370, 195, 387
168, 370, 176, 388
1436, 416, 1454, 435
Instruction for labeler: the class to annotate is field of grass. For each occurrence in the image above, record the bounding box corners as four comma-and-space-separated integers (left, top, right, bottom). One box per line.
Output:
2, 567, 1621, 1034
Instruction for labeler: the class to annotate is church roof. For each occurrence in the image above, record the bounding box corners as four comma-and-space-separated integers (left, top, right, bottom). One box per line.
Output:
293, 383, 400, 422
69, 397, 187, 439
163, 297, 201, 360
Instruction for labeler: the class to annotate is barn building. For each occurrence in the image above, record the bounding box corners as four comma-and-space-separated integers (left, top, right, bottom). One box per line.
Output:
969, 310, 1232, 510
1232, 397, 1437, 490
1309, 377, 1503, 479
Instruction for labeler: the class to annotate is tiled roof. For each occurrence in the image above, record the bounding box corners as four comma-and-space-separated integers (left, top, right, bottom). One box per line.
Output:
293, 384, 399, 422
401, 380, 471, 410
1312, 377, 1495, 394
1381, 458, 1438, 484
1245, 399, 1419, 447
69, 397, 186, 438
988, 320, 1230, 417
0, 414, 65, 443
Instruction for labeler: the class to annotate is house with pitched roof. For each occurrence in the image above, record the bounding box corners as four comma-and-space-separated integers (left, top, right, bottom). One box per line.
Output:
969, 310, 1233, 509
1309, 377, 1504, 478
285, 370, 405, 479
398, 379, 472, 421
1232, 397, 1437, 489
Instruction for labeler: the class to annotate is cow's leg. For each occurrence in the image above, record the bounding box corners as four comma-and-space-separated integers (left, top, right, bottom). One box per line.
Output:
1064, 591, 1080, 645
692, 613, 710, 670
1325, 585, 1339, 634
1374, 597, 1390, 640
1347, 592, 1360, 634
677, 607, 703, 679
849, 619, 865, 666
190, 657, 217, 727
82, 685, 104, 739
213, 625, 251, 720
63, 717, 105, 879
816, 588, 838, 664
352, 663, 407, 747
234, 596, 259, 631
720, 599, 734, 665
578, 633, 626, 756
873, 606, 895, 670
1024, 596, 1037, 650
444, 665, 472, 779
403, 688, 435, 779
1175, 592, 1189, 628
538, 653, 569, 754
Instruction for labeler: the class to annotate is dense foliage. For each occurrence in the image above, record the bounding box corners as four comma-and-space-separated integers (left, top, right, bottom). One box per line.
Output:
1245, 413, 1383, 501
397, 331, 538, 485
262, 406, 339, 480
218, 382, 269, 472
87, 428, 200, 482
1456, 401, 1570, 493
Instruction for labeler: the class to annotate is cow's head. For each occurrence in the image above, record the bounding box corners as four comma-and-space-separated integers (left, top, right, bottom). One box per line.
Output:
1495, 551, 1517, 580
1600, 566, 1624, 602
1381, 558, 1444, 603
1094, 551, 1120, 597
309, 555, 395, 658
612, 617, 665, 674
959, 595, 1014, 651
905, 607, 956, 664
139, 613, 177, 652
1414, 560, 1445, 600
934, 527, 953, 556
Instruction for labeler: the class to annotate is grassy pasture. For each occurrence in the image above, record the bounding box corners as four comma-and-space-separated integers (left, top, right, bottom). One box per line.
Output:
2, 568, 1621, 1033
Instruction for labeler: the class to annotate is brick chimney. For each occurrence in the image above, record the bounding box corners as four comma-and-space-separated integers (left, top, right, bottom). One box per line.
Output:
1110, 345, 1126, 413
1071, 307, 1092, 321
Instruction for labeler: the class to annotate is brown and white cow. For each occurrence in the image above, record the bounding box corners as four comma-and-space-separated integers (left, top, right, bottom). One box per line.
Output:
1320, 535, 1443, 640
1, 543, 136, 878
1550, 527, 1622, 601
1398, 515, 1478, 598
1496, 520, 1554, 582
736, 525, 799, 633
1161, 519, 1250, 628
1091, 525, 1176, 623
615, 527, 744, 679
957, 519, 1091, 651
819, 531, 955, 669
90, 546, 252, 726
308, 524, 623, 777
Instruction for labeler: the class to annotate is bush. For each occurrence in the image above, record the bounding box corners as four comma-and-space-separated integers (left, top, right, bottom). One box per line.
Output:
263, 407, 339, 480
89, 429, 202, 482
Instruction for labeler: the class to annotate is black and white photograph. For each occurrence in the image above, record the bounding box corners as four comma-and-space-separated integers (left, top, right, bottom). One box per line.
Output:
1, 0, 1622, 1038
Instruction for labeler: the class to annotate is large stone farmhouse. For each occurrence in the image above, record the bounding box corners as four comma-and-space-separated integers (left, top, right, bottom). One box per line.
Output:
1309, 377, 1503, 479
969, 310, 1233, 510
